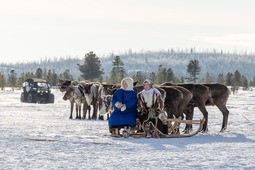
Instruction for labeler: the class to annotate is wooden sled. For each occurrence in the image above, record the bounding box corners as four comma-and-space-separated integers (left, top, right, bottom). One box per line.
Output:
160, 117, 206, 138
110, 118, 206, 138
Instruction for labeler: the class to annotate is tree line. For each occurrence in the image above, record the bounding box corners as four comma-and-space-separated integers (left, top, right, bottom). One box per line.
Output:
1, 51, 254, 93
0, 68, 74, 91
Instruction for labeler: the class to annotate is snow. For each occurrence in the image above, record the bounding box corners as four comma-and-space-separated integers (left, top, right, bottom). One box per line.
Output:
0, 88, 255, 169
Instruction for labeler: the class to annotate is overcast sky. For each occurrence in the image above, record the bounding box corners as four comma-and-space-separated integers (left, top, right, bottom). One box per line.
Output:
1, 0, 255, 63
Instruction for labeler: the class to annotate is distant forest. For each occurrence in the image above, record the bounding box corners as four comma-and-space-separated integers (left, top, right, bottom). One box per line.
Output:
1, 49, 255, 82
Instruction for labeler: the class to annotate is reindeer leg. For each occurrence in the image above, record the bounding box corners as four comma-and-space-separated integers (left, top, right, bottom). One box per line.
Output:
217, 104, 229, 132
82, 102, 87, 120
69, 101, 74, 119
92, 101, 98, 120
98, 101, 104, 120
198, 105, 209, 133
75, 103, 79, 119
78, 104, 81, 119
107, 113, 110, 120
88, 105, 91, 120
184, 105, 194, 133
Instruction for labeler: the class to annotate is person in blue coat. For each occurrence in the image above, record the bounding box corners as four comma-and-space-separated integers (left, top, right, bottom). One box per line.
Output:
108, 77, 138, 132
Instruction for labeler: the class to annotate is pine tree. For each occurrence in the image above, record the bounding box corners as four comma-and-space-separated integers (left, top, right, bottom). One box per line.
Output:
8, 70, 17, 91
156, 65, 176, 84
233, 70, 241, 86
252, 76, 255, 86
46, 70, 53, 84
35, 68, 43, 78
109, 56, 126, 83
231, 70, 242, 93
0, 72, 5, 90
17, 73, 26, 89
43, 68, 47, 80
166, 68, 175, 82
50, 69, 58, 86
205, 72, 212, 83
241, 75, 248, 90
217, 73, 225, 84
225, 72, 233, 86
78, 51, 104, 81
156, 65, 165, 84
132, 71, 146, 85
179, 77, 185, 83
149, 72, 156, 84
187, 59, 201, 83
59, 69, 73, 80
25, 72, 34, 79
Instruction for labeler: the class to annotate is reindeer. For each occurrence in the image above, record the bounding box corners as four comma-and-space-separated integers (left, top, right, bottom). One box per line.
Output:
98, 83, 114, 96
97, 83, 114, 120
98, 95, 113, 120
59, 79, 90, 120
161, 82, 230, 132
80, 82, 99, 120
203, 83, 231, 132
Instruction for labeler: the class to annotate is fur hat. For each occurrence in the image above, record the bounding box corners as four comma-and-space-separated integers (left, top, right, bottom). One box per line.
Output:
121, 77, 134, 90
143, 79, 153, 88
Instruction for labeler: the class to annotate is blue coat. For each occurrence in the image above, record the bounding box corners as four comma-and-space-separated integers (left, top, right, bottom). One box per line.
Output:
108, 88, 138, 128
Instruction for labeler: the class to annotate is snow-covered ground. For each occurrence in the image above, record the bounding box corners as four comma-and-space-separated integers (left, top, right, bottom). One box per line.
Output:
0, 88, 255, 169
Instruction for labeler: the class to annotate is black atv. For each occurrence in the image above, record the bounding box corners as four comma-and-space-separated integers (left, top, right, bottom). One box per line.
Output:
20, 78, 54, 103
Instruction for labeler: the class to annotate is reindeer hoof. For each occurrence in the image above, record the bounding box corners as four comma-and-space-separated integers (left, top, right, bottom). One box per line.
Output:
220, 127, 227, 133
183, 128, 191, 134
200, 128, 208, 133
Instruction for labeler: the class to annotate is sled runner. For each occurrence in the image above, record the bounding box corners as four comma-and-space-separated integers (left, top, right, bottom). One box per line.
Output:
160, 118, 206, 138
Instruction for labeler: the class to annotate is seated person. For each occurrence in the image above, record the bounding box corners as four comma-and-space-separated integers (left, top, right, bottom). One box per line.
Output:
108, 77, 138, 134
137, 79, 168, 136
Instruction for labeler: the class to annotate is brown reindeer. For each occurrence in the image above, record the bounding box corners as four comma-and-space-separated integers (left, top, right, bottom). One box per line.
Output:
181, 83, 230, 132
203, 83, 230, 132
161, 82, 230, 132
175, 83, 211, 132
157, 86, 183, 119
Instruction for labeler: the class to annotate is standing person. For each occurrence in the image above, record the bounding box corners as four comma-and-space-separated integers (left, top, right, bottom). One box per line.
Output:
108, 77, 138, 135
137, 79, 168, 137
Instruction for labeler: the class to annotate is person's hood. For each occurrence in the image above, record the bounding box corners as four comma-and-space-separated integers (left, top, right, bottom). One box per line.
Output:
121, 77, 134, 90
143, 79, 153, 89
